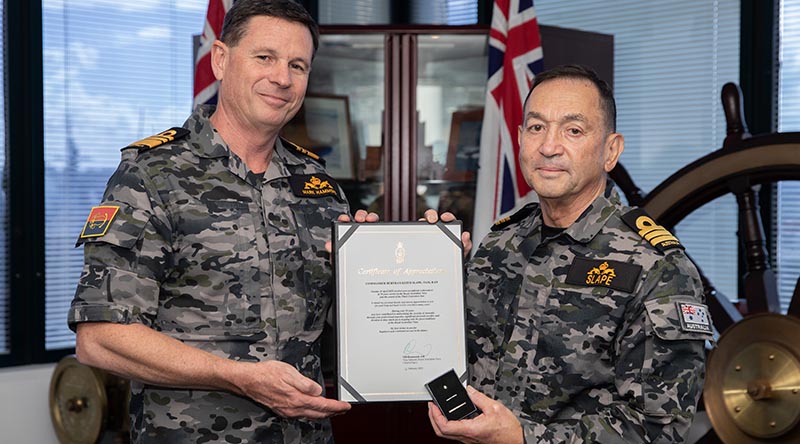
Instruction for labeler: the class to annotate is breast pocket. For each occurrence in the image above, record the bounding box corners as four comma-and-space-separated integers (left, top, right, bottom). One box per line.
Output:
536, 285, 629, 380
162, 198, 262, 338
289, 200, 347, 330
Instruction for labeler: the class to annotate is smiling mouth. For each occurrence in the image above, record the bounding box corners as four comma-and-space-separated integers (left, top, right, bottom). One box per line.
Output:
259, 93, 290, 105
537, 166, 565, 173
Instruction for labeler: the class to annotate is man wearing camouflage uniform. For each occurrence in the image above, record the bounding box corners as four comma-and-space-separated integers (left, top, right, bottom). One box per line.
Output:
428, 65, 714, 443
68, 1, 358, 442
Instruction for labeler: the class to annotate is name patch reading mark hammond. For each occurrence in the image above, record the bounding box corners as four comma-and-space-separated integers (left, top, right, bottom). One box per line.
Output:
289, 174, 341, 200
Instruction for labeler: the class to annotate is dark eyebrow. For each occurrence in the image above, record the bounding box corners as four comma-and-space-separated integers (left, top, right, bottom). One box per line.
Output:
251, 46, 278, 55
561, 113, 588, 124
251, 47, 310, 67
524, 111, 588, 124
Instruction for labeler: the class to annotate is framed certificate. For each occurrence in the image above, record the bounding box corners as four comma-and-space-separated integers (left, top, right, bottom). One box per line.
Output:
332, 222, 468, 402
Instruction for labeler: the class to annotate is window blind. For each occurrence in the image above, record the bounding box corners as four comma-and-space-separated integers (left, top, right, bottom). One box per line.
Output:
535, 0, 741, 300
42, 0, 207, 350
778, 0, 800, 312
318, 0, 390, 24
411, 0, 477, 25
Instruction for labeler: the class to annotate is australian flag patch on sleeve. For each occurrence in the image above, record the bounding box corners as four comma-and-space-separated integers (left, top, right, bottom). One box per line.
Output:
676, 302, 713, 334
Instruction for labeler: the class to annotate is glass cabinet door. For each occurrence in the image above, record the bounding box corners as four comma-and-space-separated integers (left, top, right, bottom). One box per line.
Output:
305, 28, 487, 444
287, 29, 488, 226
283, 33, 386, 217
416, 33, 487, 233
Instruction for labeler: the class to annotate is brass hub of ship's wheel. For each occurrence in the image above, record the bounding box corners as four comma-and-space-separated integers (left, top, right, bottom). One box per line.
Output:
704, 314, 800, 443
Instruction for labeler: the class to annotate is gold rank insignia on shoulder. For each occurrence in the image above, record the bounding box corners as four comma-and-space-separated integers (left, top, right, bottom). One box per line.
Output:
80, 206, 120, 238
282, 138, 326, 166
621, 208, 684, 252
124, 127, 189, 151
491, 203, 537, 231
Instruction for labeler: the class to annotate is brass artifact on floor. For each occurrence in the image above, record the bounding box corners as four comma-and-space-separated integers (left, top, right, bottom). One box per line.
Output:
49, 356, 130, 444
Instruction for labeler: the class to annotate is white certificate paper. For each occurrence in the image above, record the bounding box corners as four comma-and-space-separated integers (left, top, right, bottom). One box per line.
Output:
333, 222, 467, 402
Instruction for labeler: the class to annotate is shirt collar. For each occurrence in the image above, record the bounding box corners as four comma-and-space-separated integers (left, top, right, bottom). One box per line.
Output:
562, 179, 621, 244
184, 106, 325, 178
181, 105, 229, 159
517, 179, 621, 245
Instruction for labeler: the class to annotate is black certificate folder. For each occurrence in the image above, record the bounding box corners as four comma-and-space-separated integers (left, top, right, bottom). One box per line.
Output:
332, 221, 468, 402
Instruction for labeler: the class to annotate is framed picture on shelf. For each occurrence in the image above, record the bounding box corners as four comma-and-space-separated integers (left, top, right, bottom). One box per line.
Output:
281, 94, 356, 179
444, 108, 483, 181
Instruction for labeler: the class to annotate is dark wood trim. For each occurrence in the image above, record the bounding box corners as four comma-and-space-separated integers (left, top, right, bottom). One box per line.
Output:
4, 0, 47, 366
401, 34, 418, 221
739, 0, 779, 299
390, 0, 410, 24
383, 32, 421, 222
298, 0, 318, 21
740, 0, 778, 136
477, 0, 492, 25
385, 34, 399, 220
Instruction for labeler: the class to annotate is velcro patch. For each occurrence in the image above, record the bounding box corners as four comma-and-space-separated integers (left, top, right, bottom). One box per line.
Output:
289, 174, 341, 200
565, 257, 642, 293
676, 302, 713, 333
621, 208, 683, 252
80, 206, 120, 238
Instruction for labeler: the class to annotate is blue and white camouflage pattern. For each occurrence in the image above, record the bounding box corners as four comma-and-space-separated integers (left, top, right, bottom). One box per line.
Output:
466, 181, 714, 443
69, 105, 349, 444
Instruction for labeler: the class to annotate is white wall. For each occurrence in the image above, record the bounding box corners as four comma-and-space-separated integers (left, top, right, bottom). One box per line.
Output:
0, 364, 59, 443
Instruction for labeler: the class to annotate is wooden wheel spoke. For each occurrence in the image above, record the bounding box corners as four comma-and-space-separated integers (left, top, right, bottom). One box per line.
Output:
729, 179, 782, 314
611, 82, 800, 442
789, 277, 800, 319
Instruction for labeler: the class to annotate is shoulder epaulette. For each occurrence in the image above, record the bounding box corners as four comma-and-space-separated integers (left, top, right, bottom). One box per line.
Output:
282, 138, 326, 166
621, 208, 684, 253
123, 127, 189, 151
491, 203, 537, 231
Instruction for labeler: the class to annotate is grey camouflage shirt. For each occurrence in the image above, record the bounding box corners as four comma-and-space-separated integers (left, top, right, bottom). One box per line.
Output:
466, 181, 713, 443
69, 106, 349, 444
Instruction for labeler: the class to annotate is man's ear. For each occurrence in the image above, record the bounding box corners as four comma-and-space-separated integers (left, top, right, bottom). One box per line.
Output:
210, 40, 228, 81
603, 132, 624, 173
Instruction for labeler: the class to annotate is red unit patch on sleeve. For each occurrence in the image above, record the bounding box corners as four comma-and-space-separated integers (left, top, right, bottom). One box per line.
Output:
80, 206, 120, 238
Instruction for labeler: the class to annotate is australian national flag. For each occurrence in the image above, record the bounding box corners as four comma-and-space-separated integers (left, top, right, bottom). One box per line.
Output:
193, 0, 235, 107
472, 0, 543, 244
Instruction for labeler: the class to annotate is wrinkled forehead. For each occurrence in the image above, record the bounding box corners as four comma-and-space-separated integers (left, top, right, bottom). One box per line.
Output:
525, 78, 604, 119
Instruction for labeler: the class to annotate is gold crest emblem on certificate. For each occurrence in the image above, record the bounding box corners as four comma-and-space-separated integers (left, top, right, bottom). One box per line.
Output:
395, 242, 406, 264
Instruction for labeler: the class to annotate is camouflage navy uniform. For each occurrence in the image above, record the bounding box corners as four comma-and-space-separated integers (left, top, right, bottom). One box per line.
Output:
466, 181, 713, 443
68, 105, 349, 444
